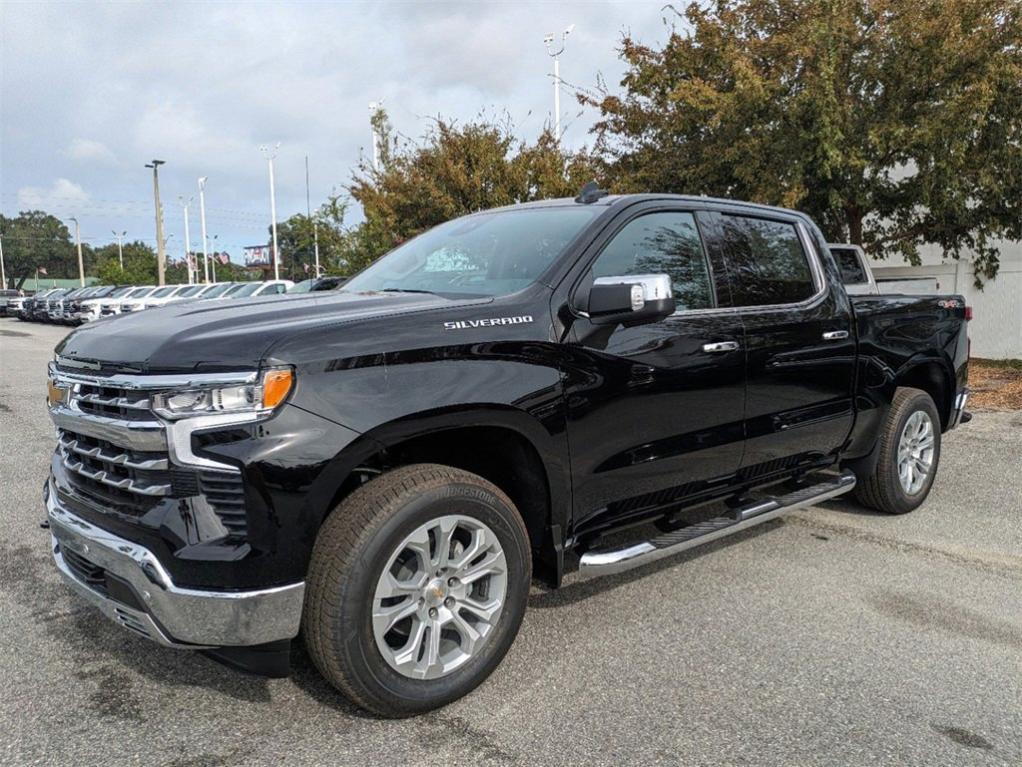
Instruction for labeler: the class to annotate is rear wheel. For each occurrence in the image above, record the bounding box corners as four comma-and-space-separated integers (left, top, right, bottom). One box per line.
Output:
854, 387, 941, 514
303, 463, 531, 717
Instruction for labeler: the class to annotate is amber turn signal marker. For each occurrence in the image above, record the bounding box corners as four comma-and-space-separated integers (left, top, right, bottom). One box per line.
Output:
262, 369, 293, 409
47, 379, 67, 408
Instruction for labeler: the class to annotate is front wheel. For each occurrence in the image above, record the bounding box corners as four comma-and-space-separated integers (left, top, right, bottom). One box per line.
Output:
303, 464, 531, 717
853, 386, 942, 514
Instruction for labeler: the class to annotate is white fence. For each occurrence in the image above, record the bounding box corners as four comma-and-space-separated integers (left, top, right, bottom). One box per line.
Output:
869, 240, 1022, 360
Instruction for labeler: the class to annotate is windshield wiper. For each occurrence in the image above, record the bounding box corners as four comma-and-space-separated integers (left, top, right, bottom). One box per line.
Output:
379, 288, 439, 296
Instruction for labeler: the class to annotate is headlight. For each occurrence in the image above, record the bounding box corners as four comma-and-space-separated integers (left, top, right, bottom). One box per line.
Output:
151, 368, 294, 420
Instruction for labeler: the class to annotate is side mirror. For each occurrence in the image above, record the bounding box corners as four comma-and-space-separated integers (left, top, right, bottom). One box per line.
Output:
585, 274, 676, 326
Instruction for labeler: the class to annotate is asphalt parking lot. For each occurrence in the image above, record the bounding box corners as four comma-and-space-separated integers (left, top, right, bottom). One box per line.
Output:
1, 317, 1020, 767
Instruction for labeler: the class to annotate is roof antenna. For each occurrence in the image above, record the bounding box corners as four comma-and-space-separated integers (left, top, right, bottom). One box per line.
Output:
575, 181, 609, 204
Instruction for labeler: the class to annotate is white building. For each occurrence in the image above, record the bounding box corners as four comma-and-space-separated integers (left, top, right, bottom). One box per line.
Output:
868, 240, 1022, 360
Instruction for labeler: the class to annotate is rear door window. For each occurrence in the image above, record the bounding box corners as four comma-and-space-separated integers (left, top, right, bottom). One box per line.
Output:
719, 215, 816, 307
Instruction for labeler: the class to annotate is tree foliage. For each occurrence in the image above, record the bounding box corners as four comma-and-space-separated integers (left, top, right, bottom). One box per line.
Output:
0, 211, 93, 289
346, 112, 601, 268
585, 0, 1022, 281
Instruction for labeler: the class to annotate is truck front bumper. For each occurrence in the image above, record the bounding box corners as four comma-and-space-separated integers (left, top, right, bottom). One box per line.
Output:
45, 479, 305, 649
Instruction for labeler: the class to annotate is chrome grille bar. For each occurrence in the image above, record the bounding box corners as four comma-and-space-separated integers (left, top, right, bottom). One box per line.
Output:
58, 433, 169, 471
61, 454, 171, 496
75, 391, 152, 411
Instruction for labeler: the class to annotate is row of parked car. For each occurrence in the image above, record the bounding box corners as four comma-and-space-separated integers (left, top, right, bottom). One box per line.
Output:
6, 277, 345, 325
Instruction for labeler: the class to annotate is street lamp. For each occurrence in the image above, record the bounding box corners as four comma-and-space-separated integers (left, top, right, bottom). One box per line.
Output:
259, 143, 281, 281
179, 196, 194, 284
198, 177, 210, 284
368, 101, 384, 170
145, 160, 167, 285
543, 24, 574, 142
68, 217, 85, 287
111, 230, 126, 269
209, 234, 220, 281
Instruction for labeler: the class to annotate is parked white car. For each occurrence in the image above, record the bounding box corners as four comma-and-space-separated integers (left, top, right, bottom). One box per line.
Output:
227, 280, 294, 298
141, 284, 194, 310
77, 285, 139, 322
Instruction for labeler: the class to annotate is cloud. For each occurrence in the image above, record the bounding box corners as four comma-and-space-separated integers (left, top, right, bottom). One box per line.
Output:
1, 1, 672, 251
64, 138, 117, 164
17, 178, 91, 209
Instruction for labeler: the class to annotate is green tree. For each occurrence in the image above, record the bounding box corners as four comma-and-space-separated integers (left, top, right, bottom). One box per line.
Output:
95, 241, 160, 285
585, 0, 1022, 281
0, 211, 79, 288
273, 211, 353, 280
347, 111, 600, 268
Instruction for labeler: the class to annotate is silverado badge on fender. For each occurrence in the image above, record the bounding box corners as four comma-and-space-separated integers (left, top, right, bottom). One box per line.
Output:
444, 315, 533, 330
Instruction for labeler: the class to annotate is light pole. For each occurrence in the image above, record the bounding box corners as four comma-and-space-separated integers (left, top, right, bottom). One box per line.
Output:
543, 24, 574, 142
179, 196, 194, 284
368, 102, 383, 170
0, 228, 6, 290
145, 160, 167, 285
69, 217, 85, 287
198, 177, 210, 284
259, 143, 281, 281
111, 230, 126, 269
305, 155, 320, 277
209, 234, 219, 282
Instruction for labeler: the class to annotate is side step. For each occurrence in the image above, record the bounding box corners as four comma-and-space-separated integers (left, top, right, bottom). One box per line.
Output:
577, 470, 856, 577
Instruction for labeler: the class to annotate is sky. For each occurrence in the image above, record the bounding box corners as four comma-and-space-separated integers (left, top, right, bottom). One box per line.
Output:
0, 1, 674, 264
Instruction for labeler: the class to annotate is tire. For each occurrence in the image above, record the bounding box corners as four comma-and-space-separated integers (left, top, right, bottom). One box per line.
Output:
853, 387, 942, 514
303, 463, 532, 718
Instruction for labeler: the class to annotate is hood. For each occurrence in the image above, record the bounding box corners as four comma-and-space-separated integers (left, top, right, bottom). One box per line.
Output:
55, 290, 488, 373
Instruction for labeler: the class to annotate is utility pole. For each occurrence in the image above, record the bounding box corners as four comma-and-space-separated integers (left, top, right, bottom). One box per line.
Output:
306, 155, 320, 277
179, 196, 193, 284
260, 143, 281, 281
543, 24, 574, 142
112, 230, 126, 269
198, 177, 210, 283
0, 228, 6, 290
69, 217, 85, 287
145, 160, 167, 285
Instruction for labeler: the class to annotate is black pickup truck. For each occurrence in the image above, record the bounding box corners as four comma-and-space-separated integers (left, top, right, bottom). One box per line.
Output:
44, 189, 970, 717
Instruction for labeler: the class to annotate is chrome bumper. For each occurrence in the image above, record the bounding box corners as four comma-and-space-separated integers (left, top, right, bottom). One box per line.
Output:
950, 388, 970, 429
46, 480, 305, 648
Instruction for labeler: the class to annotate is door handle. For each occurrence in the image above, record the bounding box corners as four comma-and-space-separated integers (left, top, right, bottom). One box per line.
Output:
702, 341, 740, 353
821, 330, 850, 341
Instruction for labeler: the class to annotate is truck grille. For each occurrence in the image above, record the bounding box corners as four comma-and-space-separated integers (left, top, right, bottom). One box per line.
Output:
200, 473, 248, 535
52, 366, 252, 539
73, 383, 153, 422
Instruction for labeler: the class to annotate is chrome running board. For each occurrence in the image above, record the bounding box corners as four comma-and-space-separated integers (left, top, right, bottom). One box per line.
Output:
578, 470, 856, 577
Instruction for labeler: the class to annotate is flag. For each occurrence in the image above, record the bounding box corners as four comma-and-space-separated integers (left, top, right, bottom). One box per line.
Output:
38, 267, 48, 275
217, 252, 229, 265
303, 262, 309, 274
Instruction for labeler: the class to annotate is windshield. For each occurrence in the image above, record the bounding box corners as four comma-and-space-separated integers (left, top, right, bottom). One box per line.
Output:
150, 286, 178, 298
223, 283, 249, 297
109, 286, 134, 297
128, 287, 155, 298
230, 282, 263, 298
174, 285, 204, 298
289, 279, 315, 293
343, 207, 601, 298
